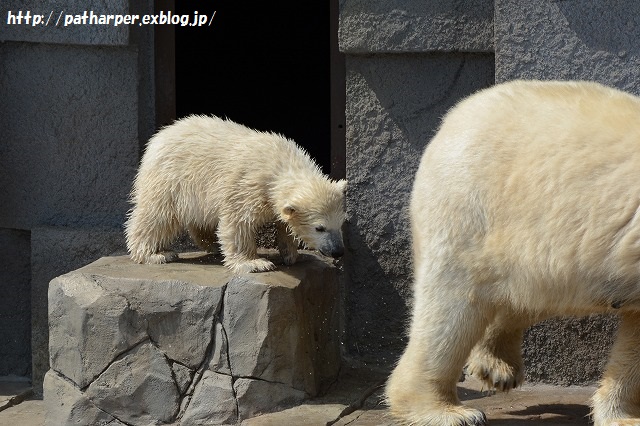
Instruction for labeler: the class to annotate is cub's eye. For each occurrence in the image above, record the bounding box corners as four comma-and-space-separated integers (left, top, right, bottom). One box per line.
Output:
315, 225, 326, 232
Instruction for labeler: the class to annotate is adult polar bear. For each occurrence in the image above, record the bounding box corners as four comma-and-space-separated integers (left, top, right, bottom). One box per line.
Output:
387, 80, 640, 426
125, 115, 346, 274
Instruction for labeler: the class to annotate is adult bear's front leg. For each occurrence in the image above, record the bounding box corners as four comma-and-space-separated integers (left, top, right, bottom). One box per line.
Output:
386, 272, 492, 426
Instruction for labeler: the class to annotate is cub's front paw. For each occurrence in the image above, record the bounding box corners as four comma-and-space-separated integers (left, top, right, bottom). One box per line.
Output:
146, 251, 179, 264
228, 258, 276, 274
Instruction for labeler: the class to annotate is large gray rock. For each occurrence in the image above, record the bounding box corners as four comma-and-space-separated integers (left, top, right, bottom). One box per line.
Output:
181, 371, 237, 425
33, 227, 127, 393
45, 251, 341, 424
86, 342, 180, 425
48, 273, 147, 389
234, 378, 307, 421
44, 370, 125, 426
224, 267, 341, 395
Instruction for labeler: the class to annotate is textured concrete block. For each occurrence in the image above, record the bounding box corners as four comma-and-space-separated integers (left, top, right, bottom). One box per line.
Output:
495, 0, 640, 92
0, 0, 130, 46
339, 0, 494, 53
344, 54, 495, 365
0, 228, 31, 377
44, 251, 341, 424
0, 43, 138, 230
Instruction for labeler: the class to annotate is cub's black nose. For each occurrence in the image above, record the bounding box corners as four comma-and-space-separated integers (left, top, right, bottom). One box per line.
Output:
331, 248, 344, 258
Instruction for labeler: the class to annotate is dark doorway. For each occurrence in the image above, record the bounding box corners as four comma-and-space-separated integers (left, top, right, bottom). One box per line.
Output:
174, 4, 333, 175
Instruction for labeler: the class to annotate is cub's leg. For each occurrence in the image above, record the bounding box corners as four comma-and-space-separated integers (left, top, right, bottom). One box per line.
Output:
216, 215, 275, 273
188, 224, 220, 255
466, 309, 533, 391
592, 311, 640, 426
276, 221, 298, 265
386, 272, 492, 426
125, 204, 180, 264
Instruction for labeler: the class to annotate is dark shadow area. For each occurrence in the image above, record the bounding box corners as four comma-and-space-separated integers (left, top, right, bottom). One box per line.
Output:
504, 403, 590, 421
489, 402, 590, 425
557, 1, 640, 56
173, 252, 222, 266
174, 3, 332, 174
172, 247, 328, 273
0, 229, 31, 378
342, 53, 495, 368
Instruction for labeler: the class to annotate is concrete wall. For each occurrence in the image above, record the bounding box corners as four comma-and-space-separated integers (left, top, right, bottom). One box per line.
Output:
495, 0, 640, 90
339, 0, 495, 366
340, 0, 640, 385
0, 0, 155, 391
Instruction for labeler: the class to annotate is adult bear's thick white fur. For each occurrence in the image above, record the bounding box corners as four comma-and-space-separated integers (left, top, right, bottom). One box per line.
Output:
386, 80, 640, 426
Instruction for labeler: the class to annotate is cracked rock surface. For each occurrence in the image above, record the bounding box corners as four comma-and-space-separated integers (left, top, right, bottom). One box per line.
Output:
44, 251, 341, 425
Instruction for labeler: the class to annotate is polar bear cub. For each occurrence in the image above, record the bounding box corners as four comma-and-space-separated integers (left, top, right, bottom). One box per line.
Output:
386, 80, 640, 426
125, 115, 346, 274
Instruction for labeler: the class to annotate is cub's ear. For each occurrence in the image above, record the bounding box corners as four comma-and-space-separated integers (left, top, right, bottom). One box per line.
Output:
336, 179, 347, 193
282, 204, 296, 219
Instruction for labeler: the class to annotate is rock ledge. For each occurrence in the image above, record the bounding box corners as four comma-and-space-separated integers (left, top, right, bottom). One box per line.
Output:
44, 251, 341, 425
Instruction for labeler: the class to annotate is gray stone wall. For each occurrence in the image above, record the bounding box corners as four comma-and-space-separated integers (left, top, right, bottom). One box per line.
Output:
0, 0, 155, 391
340, 0, 640, 386
339, 1, 495, 367
495, 0, 640, 91
0, 229, 31, 377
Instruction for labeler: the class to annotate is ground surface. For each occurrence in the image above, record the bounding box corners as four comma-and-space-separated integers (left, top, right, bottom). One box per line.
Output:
0, 369, 595, 425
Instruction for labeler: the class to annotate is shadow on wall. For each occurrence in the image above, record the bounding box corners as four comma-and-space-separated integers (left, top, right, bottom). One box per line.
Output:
557, 1, 640, 93
343, 53, 495, 367
557, 1, 640, 56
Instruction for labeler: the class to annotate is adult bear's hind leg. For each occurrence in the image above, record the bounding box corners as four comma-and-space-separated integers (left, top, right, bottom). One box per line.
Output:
466, 309, 532, 392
